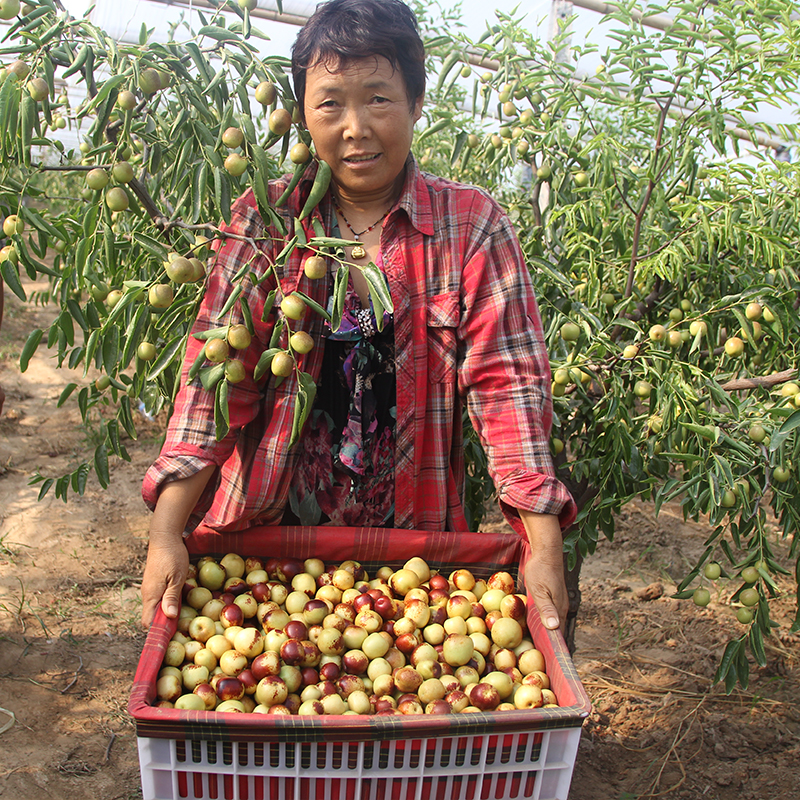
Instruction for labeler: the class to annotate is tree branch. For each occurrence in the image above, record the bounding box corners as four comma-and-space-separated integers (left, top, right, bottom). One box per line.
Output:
720, 369, 797, 392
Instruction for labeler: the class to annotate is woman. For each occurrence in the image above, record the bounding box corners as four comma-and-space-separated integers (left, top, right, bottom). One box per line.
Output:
140, 0, 575, 631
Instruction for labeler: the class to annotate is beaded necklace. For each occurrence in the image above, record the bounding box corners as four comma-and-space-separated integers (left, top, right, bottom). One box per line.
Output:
332, 196, 390, 259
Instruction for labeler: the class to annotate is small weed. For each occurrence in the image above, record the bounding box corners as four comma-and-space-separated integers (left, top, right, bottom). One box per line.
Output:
0, 341, 20, 361
0, 577, 26, 619
0, 577, 51, 637
0, 531, 30, 559
59, 628, 80, 648
115, 584, 143, 633
610, 608, 628, 653
614, 544, 660, 583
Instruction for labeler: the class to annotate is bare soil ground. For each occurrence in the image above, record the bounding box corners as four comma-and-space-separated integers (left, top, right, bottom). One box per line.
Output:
0, 280, 798, 799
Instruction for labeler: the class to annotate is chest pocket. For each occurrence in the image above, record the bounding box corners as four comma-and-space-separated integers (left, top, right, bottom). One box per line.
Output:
427, 291, 460, 383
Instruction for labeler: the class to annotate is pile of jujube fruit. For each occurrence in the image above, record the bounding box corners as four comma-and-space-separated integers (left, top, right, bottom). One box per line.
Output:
155, 554, 558, 716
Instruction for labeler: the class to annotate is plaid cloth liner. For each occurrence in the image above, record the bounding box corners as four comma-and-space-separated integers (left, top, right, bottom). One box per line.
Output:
128, 526, 591, 744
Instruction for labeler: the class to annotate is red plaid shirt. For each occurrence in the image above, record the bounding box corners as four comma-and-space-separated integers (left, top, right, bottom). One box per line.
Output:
142, 158, 576, 536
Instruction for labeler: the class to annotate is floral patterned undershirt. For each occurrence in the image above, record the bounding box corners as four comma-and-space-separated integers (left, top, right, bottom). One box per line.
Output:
282, 258, 396, 527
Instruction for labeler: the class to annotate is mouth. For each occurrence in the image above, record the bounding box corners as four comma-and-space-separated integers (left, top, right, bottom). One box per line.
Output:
343, 153, 381, 165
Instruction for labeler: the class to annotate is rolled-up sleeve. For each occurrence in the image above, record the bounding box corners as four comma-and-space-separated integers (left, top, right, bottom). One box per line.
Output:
457, 204, 576, 530
141, 194, 275, 532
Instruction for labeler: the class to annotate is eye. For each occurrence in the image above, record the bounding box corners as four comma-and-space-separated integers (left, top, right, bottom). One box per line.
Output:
372, 95, 390, 104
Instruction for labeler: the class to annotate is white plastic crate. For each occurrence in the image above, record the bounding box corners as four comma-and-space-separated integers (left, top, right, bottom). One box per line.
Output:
137, 727, 582, 800
130, 527, 591, 800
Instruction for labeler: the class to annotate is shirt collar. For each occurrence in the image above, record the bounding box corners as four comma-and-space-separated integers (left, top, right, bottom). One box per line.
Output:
392, 154, 435, 236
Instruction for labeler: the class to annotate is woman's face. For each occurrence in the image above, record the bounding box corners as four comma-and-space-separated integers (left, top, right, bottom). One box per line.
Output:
303, 55, 423, 204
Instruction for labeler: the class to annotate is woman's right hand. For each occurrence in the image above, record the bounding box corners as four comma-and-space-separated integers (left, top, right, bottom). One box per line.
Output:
140, 465, 215, 628
141, 535, 189, 628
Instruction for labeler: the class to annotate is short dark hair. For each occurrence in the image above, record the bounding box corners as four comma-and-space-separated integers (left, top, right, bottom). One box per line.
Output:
291, 0, 426, 117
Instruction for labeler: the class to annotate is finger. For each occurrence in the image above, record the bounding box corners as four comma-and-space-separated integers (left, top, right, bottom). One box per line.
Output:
141, 596, 158, 629
161, 580, 183, 619
530, 591, 560, 631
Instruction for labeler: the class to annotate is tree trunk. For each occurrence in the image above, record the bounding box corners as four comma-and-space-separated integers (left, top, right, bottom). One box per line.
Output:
557, 473, 595, 655
563, 545, 584, 655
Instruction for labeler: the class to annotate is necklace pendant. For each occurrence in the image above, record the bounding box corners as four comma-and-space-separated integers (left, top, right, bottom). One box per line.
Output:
351, 244, 367, 260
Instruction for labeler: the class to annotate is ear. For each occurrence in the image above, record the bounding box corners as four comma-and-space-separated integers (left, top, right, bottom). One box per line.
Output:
412, 93, 425, 123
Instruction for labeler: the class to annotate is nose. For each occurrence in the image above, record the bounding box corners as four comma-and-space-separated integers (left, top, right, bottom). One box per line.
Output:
342, 105, 370, 140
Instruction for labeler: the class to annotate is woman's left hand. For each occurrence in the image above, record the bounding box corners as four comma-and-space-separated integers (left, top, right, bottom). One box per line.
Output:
523, 555, 568, 636
518, 510, 568, 635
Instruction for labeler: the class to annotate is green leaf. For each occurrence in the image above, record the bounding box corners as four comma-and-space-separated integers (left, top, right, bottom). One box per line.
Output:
77, 385, 89, 422
290, 371, 317, 447
735, 644, 750, 690
186, 346, 208, 384
19, 93, 35, 166
240, 294, 254, 333
749, 623, 766, 668
106, 419, 124, 458
359, 261, 394, 314
200, 362, 225, 390
274, 235, 298, 267
778, 409, 800, 436
713, 638, 742, 687
204, 65, 228, 95
55, 314, 73, 351
120, 303, 148, 369
193, 326, 229, 341
94, 443, 109, 490
261, 288, 277, 322
185, 41, 213, 82
87, 73, 127, 112
57, 383, 78, 408
416, 117, 451, 142
216, 284, 244, 320
269, 316, 285, 349
214, 377, 230, 441
66, 299, 88, 333
54, 474, 70, 502
147, 334, 186, 381
132, 232, 169, 262
104, 287, 143, 327
192, 161, 208, 223
19, 206, 61, 240
675, 561, 702, 593
250, 143, 272, 212
71, 462, 90, 496
119, 396, 138, 441
19, 328, 43, 372
102, 326, 120, 375
724, 662, 739, 694
36, 477, 54, 501
84, 329, 100, 374
61, 43, 91, 79
214, 166, 232, 225
678, 421, 717, 441
330, 264, 349, 332
253, 348, 282, 381
197, 25, 241, 43
451, 131, 468, 167
293, 291, 331, 323
0, 260, 26, 300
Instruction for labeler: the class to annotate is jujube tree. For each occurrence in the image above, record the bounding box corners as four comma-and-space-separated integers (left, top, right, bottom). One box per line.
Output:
1, 0, 799, 689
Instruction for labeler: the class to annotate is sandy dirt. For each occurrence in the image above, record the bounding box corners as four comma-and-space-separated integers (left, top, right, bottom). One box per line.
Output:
0, 278, 798, 799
